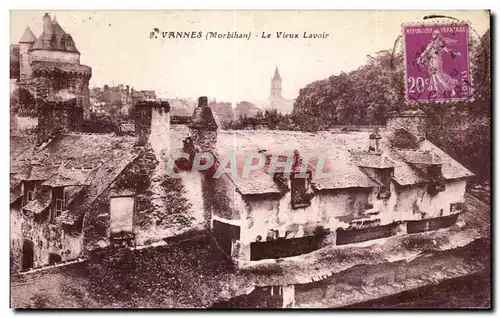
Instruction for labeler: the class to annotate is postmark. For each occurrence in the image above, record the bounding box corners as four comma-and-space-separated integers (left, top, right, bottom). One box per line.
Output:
403, 22, 472, 102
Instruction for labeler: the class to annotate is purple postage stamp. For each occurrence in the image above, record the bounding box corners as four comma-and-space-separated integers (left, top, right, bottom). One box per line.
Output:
403, 23, 472, 102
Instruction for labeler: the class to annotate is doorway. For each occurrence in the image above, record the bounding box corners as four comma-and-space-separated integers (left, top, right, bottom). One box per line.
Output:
22, 239, 34, 271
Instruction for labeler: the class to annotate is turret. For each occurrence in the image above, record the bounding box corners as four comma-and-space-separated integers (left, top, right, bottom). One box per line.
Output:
18, 27, 36, 80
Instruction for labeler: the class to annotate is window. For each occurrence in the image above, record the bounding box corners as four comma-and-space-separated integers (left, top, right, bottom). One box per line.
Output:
22, 181, 35, 206
290, 172, 313, 209
51, 187, 65, 222
26, 190, 34, 202
110, 196, 135, 235
450, 202, 465, 214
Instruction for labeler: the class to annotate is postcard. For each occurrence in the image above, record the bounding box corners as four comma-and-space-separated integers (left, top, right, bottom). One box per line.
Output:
10, 10, 491, 309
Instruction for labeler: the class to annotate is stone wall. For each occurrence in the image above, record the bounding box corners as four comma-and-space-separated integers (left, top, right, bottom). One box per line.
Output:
386, 114, 427, 137
189, 127, 217, 152
11, 193, 84, 270
10, 44, 20, 79
37, 101, 83, 144
393, 179, 467, 221
14, 115, 38, 131
31, 50, 80, 64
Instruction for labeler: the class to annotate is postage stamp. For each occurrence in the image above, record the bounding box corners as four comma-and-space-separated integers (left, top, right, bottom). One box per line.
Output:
403, 22, 472, 102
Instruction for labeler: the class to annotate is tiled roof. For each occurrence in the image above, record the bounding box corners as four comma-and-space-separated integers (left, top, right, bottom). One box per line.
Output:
170, 125, 473, 193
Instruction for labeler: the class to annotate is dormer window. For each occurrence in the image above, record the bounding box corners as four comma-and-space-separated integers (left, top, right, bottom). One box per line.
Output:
426, 165, 446, 195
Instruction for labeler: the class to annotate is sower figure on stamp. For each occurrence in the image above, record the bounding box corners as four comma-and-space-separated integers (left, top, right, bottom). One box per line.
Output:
416, 29, 461, 97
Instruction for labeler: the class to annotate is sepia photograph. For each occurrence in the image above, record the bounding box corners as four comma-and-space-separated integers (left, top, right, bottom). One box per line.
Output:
9, 9, 491, 309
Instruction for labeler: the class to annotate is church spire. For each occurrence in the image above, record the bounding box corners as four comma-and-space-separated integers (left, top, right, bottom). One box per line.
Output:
272, 66, 281, 81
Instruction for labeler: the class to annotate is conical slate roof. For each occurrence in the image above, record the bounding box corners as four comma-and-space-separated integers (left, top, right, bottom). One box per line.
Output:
19, 27, 36, 43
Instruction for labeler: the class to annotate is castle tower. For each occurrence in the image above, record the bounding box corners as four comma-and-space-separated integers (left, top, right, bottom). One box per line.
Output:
18, 27, 36, 80
26, 13, 92, 118
270, 66, 282, 100
189, 96, 218, 152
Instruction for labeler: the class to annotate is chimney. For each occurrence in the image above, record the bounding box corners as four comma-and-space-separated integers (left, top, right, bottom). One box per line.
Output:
188, 96, 218, 152
134, 99, 170, 160
37, 97, 82, 145
368, 128, 382, 152
386, 109, 427, 138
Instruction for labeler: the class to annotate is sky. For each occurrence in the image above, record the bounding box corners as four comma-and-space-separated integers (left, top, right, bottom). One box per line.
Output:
10, 10, 490, 104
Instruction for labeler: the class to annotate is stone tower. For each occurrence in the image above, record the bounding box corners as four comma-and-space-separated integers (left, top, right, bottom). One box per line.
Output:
18, 27, 36, 80
16, 13, 92, 119
189, 96, 218, 152
270, 66, 282, 100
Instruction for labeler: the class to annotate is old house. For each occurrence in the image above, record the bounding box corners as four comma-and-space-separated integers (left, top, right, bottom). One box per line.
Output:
9, 96, 202, 272
10, 89, 473, 273
173, 103, 473, 267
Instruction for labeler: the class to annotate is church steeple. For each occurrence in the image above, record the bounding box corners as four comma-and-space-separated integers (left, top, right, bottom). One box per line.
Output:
270, 66, 282, 100
272, 66, 281, 81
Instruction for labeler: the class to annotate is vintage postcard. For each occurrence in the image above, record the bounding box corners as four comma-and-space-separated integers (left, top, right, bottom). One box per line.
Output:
9, 10, 491, 309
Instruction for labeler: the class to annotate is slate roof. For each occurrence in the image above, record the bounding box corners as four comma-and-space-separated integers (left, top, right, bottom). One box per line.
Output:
19, 27, 36, 43
10, 176, 23, 204
42, 166, 92, 187
11, 133, 139, 218
23, 187, 51, 214
31, 15, 79, 53
395, 149, 442, 165
170, 126, 473, 194
350, 152, 394, 169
